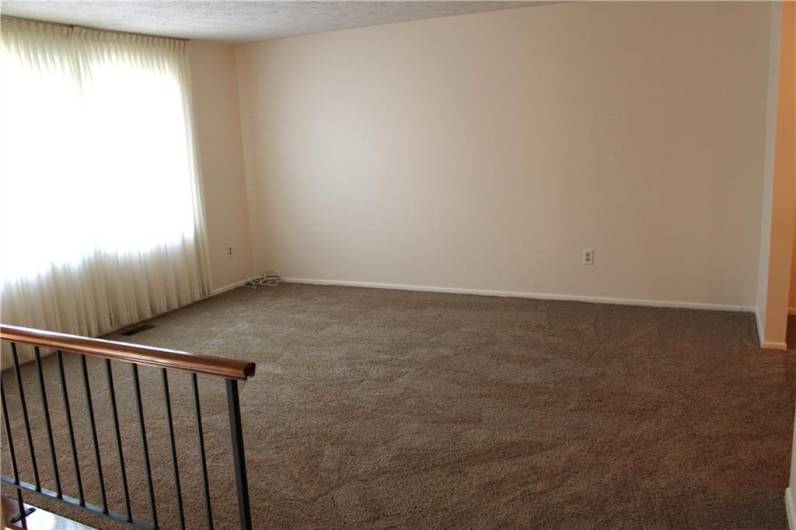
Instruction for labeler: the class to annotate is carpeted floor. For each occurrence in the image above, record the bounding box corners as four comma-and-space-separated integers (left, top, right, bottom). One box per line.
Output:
2, 284, 795, 529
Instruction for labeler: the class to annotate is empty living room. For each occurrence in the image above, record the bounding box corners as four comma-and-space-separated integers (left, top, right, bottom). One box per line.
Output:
0, 0, 795, 528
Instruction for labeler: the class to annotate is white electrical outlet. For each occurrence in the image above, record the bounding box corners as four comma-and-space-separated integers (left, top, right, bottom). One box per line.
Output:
583, 249, 594, 265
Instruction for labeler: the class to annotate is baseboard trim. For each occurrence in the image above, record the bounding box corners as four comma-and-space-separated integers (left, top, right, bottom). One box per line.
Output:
281, 277, 754, 313
762, 340, 789, 350
210, 278, 249, 296
790, 307, 796, 316
786, 487, 795, 530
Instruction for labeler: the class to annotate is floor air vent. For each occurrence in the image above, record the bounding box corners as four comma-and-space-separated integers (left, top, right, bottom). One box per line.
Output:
120, 323, 156, 336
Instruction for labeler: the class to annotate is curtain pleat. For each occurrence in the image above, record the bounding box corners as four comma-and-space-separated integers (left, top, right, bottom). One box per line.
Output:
0, 17, 210, 365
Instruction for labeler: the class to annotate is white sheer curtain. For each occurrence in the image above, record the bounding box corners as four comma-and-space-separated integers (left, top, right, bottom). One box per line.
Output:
0, 18, 209, 362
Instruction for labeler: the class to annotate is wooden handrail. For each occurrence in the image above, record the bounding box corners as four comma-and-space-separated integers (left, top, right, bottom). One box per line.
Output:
0, 324, 255, 380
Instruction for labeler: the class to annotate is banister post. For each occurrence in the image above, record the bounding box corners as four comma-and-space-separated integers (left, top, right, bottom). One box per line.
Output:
226, 379, 253, 530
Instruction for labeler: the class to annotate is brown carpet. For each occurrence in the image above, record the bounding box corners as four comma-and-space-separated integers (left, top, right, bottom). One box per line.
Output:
2, 284, 795, 529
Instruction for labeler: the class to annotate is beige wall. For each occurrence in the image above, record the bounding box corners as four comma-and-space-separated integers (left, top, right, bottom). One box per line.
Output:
789, 1, 796, 316
184, 3, 795, 341
758, 0, 794, 348
234, 2, 773, 309
792, 186, 796, 314
792, 219, 796, 313
189, 41, 253, 291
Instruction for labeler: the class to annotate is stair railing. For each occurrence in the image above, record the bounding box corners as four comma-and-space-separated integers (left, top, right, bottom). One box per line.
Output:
0, 324, 256, 530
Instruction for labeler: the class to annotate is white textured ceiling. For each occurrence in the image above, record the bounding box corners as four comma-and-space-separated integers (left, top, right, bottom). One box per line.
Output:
0, 1, 541, 43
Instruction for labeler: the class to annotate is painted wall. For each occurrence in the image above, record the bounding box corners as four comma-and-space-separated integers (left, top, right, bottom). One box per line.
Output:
757, 1, 795, 349
792, 221, 796, 314
789, 0, 796, 317
189, 41, 253, 292
235, 2, 772, 309
791, 197, 796, 315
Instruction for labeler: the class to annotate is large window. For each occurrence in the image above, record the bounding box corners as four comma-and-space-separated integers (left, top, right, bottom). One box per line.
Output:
0, 18, 208, 350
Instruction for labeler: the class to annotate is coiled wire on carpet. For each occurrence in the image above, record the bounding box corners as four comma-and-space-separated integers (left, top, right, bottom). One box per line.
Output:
245, 271, 281, 289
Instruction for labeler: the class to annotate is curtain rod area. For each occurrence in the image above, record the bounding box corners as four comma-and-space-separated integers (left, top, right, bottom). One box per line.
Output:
0, 15, 190, 42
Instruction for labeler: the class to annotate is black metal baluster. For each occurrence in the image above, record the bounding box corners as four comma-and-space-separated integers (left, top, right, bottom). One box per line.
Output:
226, 379, 252, 530
1, 383, 20, 483
105, 359, 132, 522
11, 343, 39, 490
80, 355, 107, 513
192, 373, 213, 529
34, 346, 62, 498
57, 351, 84, 506
162, 369, 185, 529
132, 365, 158, 527
16, 489, 27, 530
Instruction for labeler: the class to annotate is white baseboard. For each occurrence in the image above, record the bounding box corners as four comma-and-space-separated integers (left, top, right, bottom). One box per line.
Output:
281, 277, 755, 313
786, 487, 795, 530
210, 278, 249, 296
